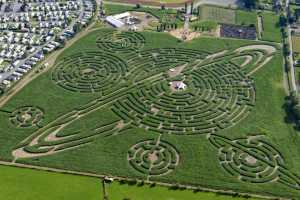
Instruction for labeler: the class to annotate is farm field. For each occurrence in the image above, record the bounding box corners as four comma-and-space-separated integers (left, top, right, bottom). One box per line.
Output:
0, 27, 300, 200
105, 0, 190, 6
199, 6, 236, 24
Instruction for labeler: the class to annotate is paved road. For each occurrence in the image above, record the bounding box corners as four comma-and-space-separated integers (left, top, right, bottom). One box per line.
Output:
286, 0, 297, 92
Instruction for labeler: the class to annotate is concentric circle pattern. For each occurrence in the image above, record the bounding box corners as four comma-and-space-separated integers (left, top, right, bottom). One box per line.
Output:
96, 30, 145, 53
113, 52, 255, 135
10, 106, 44, 128
209, 134, 284, 184
52, 51, 128, 93
128, 139, 179, 176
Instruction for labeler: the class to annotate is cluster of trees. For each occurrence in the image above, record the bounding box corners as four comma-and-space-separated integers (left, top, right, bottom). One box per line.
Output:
242, 0, 258, 9
284, 92, 300, 130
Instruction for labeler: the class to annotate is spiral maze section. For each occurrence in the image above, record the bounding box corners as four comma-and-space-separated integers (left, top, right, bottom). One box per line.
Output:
128, 139, 179, 176
209, 134, 300, 189
113, 53, 255, 135
51, 51, 128, 93
96, 30, 145, 54
9, 106, 44, 128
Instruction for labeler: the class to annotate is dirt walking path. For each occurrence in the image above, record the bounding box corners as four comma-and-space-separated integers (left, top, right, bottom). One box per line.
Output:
0, 22, 98, 109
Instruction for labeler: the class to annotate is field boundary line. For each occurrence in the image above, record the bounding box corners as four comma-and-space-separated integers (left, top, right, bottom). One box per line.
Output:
0, 160, 291, 200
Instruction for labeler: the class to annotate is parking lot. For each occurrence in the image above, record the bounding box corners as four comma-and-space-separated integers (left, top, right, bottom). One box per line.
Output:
0, 0, 95, 88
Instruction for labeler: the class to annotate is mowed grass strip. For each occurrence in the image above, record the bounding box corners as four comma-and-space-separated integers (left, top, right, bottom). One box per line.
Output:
0, 165, 102, 200
106, 182, 262, 200
199, 6, 236, 24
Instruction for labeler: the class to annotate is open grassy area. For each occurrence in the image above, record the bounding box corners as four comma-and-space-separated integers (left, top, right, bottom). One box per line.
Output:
292, 36, 300, 53
0, 165, 101, 200
236, 10, 257, 26
259, 12, 281, 43
0, 26, 299, 200
0, 165, 261, 200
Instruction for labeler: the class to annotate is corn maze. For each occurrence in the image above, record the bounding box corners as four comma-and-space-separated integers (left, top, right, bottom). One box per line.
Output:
7, 29, 300, 196
52, 51, 128, 93
113, 51, 255, 135
128, 138, 179, 176
9, 106, 44, 128
96, 30, 145, 54
209, 134, 300, 190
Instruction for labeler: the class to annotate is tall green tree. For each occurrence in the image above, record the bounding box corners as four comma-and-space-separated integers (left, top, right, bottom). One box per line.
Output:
243, 0, 258, 9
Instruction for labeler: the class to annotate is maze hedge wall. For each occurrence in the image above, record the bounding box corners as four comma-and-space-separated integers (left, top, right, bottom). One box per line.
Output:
0, 29, 300, 199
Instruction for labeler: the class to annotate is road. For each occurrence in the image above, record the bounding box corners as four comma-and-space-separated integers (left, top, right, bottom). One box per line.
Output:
0, 1, 85, 83
285, 0, 297, 92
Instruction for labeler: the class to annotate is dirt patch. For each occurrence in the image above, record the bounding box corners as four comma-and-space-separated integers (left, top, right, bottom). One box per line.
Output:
151, 107, 159, 114
168, 64, 186, 77
149, 151, 158, 163
21, 113, 32, 121
169, 28, 200, 41
245, 155, 257, 165
116, 120, 125, 129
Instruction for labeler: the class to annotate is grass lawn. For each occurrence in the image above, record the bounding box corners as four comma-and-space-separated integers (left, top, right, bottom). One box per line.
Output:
236, 10, 257, 26
0, 165, 262, 200
292, 36, 300, 53
259, 12, 281, 43
0, 165, 102, 200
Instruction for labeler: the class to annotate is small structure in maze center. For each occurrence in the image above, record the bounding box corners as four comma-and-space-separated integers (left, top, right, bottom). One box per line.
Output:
169, 81, 187, 91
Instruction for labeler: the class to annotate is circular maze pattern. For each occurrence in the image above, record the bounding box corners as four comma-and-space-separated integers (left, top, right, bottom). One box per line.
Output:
128, 139, 179, 176
10, 106, 44, 128
96, 30, 145, 53
209, 135, 284, 184
52, 51, 128, 93
113, 50, 255, 135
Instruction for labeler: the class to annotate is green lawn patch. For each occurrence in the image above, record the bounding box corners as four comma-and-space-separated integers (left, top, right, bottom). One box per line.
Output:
236, 10, 257, 26
259, 12, 281, 43
0, 165, 101, 200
